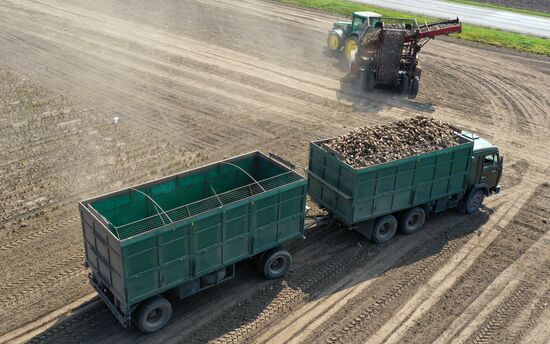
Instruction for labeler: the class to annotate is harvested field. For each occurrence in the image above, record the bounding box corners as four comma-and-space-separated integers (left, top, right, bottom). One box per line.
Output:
464, 0, 550, 13
327, 115, 459, 168
0, 0, 548, 343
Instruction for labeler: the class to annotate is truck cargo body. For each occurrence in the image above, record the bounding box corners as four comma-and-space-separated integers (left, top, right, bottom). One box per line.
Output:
80, 152, 306, 327
307, 134, 474, 227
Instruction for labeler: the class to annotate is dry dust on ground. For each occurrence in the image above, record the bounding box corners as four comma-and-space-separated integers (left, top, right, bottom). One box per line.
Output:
0, 0, 548, 343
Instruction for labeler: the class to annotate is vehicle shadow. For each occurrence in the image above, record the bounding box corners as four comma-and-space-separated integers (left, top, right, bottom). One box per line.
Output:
28, 207, 491, 344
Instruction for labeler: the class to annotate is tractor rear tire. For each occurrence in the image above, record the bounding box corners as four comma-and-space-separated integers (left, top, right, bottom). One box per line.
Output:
400, 74, 410, 94
134, 295, 172, 333
372, 215, 398, 244
344, 36, 359, 61
399, 207, 426, 234
409, 77, 420, 98
327, 30, 344, 53
260, 247, 292, 280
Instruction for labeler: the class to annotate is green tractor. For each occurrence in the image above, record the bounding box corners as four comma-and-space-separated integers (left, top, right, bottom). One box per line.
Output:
327, 11, 382, 60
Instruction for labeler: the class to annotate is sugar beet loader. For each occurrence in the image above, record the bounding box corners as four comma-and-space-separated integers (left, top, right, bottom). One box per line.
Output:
349, 18, 462, 98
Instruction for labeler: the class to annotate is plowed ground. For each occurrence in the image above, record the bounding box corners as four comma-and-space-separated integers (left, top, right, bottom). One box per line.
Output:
0, 0, 548, 343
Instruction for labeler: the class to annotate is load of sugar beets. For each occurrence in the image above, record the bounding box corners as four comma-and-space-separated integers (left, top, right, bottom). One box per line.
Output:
79, 115, 503, 334
327, 115, 459, 168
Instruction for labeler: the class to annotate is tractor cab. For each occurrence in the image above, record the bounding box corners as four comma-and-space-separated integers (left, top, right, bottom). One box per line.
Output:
327, 11, 382, 59
464, 131, 503, 195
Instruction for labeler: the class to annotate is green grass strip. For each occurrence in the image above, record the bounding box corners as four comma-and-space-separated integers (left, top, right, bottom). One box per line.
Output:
447, 0, 550, 19
278, 0, 550, 56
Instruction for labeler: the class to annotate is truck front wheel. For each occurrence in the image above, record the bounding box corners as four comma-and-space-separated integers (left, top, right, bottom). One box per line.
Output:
260, 248, 292, 280
373, 215, 398, 243
465, 189, 485, 214
134, 295, 172, 333
399, 207, 426, 234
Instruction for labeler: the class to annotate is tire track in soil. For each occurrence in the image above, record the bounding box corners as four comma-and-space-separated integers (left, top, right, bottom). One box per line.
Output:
434, 229, 550, 344
391, 184, 549, 344
470, 282, 537, 344
0, 264, 86, 309
355, 179, 537, 344
0, 253, 84, 296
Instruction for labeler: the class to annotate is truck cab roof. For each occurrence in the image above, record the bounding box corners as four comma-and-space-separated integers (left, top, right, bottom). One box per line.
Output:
461, 131, 498, 154
354, 11, 382, 18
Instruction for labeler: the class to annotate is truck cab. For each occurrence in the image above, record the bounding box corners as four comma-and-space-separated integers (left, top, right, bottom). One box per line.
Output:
462, 132, 503, 213
327, 11, 382, 59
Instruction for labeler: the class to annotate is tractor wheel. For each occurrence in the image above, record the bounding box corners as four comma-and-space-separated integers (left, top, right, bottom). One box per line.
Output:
260, 247, 292, 280
409, 77, 420, 98
327, 30, 343, 53
372, 215, 398, 244
134, 295, 172, 333
399, 207, 426, 234
400, 74, 410, 94
344, 36, 359, 61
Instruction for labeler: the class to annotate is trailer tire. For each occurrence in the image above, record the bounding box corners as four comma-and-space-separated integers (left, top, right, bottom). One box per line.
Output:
372, 215, 398, 243
399, 207, 426, 234
134, 295, 172, 333
366, 70, 376, 91
261, 248, 292, 280
465, 189, 485, 214
359, 70, 368, 92
409, 78, 420, 98
400, 74, 410, 94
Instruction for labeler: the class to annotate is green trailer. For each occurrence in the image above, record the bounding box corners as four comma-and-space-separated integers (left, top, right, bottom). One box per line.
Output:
79, 152, 307, 333
307, 131, 502, 243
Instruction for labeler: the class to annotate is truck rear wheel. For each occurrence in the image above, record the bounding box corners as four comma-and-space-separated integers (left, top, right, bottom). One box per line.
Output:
399, 207, 426, 234
465, 189, 485, 214
372, 215, 398, 243
260, 248, 292, 280
134, 295, 172, 333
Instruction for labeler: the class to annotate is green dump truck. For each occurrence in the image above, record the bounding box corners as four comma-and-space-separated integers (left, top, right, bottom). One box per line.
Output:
80, 123, 502, 333
307, 131, 502, 243
80, 152, 307, 333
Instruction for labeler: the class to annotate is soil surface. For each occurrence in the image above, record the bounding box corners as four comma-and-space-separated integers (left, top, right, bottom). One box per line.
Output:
0, 0, 548, 343
467, 0, 550, 13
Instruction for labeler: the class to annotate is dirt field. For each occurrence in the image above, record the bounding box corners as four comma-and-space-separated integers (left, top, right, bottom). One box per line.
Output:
466, 0, 550, 13
0, 0, 548, 343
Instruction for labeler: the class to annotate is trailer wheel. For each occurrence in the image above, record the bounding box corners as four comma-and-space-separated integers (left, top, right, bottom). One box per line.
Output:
134, 295, 172, 333
359, 70, 368, 92
409, 78, 420, 98
366, 70, 376, 91
400, 74, 410, 94
372, 215, 398, 243
465, 189, 485, 214
399, 207, 426, 234
261, 248, 292, 280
